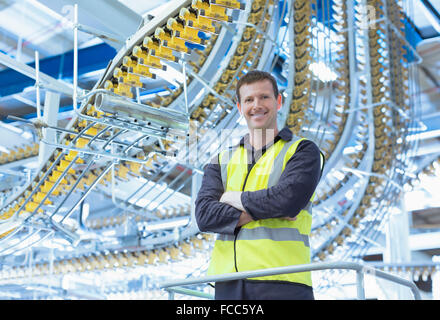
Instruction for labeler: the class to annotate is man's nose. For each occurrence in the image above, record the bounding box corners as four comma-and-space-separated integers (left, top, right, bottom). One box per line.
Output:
252, 98, 261, 107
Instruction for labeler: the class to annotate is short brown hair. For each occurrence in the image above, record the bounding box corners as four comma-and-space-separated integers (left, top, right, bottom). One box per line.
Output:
236, 70, 279, 103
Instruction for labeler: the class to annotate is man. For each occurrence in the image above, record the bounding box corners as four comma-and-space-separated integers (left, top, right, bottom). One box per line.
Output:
195, 70, 323, 300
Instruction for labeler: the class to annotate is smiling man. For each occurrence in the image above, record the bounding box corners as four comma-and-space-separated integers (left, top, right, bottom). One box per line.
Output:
237, 73, 281, 147
195, 70, 324, 300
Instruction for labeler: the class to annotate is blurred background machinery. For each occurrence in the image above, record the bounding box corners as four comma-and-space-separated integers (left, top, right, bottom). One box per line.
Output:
0, 0, 439, 300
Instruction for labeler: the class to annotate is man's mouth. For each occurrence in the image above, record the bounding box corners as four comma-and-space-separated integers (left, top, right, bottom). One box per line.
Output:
250, 111, 268, 118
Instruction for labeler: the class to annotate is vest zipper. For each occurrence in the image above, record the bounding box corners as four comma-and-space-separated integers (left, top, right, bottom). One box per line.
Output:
233, 232, 238, 273
229, 138, 284, 275
233, 160, 255, 273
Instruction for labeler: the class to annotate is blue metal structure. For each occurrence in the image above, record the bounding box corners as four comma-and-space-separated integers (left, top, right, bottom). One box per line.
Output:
0, 42, 116, 98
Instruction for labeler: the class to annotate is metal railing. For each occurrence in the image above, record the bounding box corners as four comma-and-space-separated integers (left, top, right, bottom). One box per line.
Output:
160, 261, 422, 300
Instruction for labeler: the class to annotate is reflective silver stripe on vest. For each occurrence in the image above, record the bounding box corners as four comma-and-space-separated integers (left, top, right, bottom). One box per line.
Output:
217, 233, 235, 241
219, 147, 236, 191
217, 227, 309, 247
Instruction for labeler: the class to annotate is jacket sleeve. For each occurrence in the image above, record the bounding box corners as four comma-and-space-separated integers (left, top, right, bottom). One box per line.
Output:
241, 139, 322, 220
195, 157, 242, 235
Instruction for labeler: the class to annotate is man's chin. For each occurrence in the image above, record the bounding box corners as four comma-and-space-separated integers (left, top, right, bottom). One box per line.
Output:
248, 123, 273, 131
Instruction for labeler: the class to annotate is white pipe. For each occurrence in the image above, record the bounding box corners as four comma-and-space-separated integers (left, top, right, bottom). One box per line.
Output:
181, 54, 189, 116
0, 51, 76, 97
94, 93, 189, 131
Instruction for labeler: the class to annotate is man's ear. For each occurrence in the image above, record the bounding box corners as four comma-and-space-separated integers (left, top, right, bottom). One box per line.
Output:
237, 101, 242, 115
277, 94, 282, 111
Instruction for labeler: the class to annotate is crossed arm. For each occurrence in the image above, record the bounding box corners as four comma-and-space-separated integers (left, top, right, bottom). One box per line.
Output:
219, 192, 254, 227
219, 191, 298, 227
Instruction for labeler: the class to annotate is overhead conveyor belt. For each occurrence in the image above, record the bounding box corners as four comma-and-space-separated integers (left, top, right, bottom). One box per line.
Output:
0, 0, 262, 257
312, 0, 419, 264
0, 0, 424, 294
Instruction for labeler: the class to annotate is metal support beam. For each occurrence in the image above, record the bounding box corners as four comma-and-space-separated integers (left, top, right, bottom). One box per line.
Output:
94, 93, 189, 132
161, 261, 421, 300
0, 43, 114, 98
0, 51, 77, 97
38, 91, 60, 167
189, 171, 203, 231
38, 0, 143, 50
379, 197, 413, 299
321, 0, 359, 179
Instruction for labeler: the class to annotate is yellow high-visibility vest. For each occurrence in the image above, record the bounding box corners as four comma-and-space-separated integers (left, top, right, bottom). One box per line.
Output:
207, 137, 317, 286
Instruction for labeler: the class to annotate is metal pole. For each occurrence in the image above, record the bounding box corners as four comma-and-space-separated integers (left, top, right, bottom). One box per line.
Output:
35, 51, 41, 119
0, 52, 75, 97
41, 140, 149, 164
182, 55, 189, 116
59, 162, 114, 224
38, 91, 60, 167
73, 4, 78, 112
189, 171, 203, 230
94, 93, 189, 131
160, 261, 421, 300
356, 269, 366, 300
49, 233, 54, 299
184, 66, 236, 108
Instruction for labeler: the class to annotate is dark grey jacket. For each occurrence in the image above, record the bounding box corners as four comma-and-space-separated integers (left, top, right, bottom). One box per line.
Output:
194, 127, 323, 300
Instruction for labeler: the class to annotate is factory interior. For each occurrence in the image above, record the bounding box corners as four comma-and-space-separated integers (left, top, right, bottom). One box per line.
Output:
0, 0, 439, 300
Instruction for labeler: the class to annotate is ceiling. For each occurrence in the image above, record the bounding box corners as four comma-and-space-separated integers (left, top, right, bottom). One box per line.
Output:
0, 0, 438, 121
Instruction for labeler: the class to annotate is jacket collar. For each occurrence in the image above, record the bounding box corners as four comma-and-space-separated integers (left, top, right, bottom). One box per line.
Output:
238, 127, 293, 148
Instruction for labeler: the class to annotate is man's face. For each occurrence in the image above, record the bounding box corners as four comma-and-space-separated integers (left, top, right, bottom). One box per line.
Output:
237, 79, 282, 131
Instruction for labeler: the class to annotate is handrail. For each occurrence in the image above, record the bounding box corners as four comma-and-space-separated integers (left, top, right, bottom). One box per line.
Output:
160, 261, 422, 300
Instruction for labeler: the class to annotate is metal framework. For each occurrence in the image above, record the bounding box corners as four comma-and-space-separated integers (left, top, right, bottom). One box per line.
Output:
161, 261, 422, 300
0, 0, 432, 300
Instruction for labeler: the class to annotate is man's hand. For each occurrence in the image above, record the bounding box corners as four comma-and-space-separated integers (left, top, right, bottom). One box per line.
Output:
220, 192, 253, 227
219, 191, 245, 211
